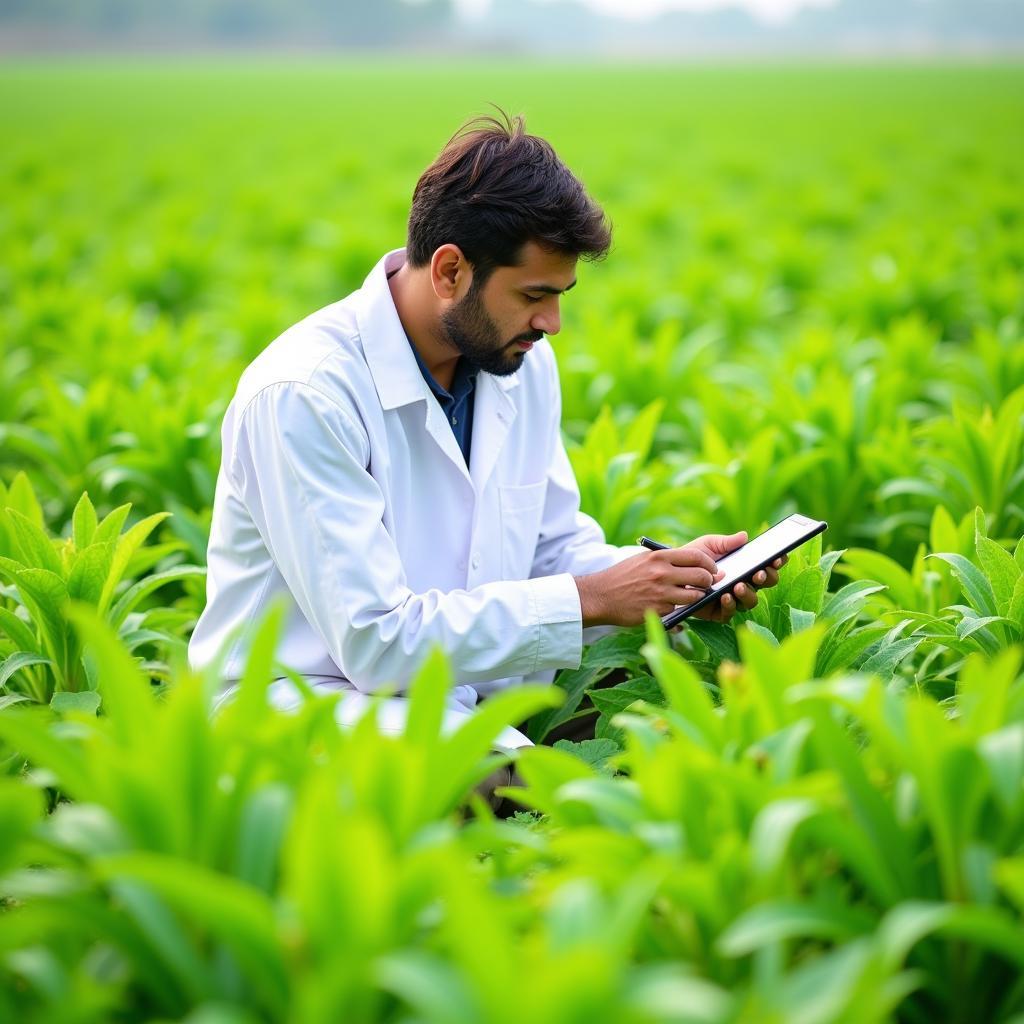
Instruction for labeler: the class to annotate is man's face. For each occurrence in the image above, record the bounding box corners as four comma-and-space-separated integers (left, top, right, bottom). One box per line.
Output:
440, 241, 578, 377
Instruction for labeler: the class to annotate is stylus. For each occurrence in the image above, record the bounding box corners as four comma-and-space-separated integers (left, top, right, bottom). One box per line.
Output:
637, 536, 669, 550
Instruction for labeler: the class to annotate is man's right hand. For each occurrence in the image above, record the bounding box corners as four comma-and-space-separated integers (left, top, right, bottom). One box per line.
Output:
573, 547, 724, 627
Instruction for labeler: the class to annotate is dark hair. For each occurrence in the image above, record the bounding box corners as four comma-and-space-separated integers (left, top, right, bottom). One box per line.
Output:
405, 108, 611, 284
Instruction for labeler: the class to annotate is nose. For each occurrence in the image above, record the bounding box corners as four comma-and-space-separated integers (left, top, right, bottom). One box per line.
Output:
531, 299, 561, 337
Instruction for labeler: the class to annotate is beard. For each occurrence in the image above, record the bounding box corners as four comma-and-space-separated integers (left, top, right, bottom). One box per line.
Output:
439, 280, 542, 377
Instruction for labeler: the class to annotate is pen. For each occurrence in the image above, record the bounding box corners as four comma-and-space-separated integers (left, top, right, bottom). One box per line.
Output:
636, 536, 712, 593
636, 536, 669, 551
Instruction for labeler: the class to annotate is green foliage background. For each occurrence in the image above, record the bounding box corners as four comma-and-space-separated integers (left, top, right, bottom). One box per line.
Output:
1, 61, 1023, 1023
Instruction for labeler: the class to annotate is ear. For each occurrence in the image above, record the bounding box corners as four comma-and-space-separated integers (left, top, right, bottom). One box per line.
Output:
429, 244, 471, 301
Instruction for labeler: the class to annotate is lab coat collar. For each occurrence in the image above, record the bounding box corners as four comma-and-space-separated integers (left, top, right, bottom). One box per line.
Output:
358, 248, 520, 492
357, 248, 519, 413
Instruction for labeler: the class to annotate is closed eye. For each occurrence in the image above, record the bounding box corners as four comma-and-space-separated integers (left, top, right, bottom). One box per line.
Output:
524, 294, 544, 303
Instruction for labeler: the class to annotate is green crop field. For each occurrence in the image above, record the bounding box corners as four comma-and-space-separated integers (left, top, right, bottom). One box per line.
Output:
2, 60, 1023, 1023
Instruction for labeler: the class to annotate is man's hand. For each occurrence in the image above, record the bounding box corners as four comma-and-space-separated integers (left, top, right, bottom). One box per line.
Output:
686, 531, 787, 624
572, 533, 789, 629
574, 546, 723, 627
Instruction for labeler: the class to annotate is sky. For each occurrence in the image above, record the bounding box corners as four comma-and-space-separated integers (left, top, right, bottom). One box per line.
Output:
453, 0, 839, 23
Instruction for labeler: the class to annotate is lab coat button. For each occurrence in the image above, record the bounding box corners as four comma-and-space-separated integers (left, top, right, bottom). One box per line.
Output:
471, 553, 481, 569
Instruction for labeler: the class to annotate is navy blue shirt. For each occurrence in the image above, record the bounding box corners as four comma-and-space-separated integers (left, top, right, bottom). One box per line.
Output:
408, 341, 478, 467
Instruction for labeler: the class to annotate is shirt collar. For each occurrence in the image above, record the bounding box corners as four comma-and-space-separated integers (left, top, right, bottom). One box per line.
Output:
356, 248, 517, 412
407, 337, 479, 406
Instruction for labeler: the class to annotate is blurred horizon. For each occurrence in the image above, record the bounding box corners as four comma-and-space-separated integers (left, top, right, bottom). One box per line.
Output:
1, 0, 1022, 56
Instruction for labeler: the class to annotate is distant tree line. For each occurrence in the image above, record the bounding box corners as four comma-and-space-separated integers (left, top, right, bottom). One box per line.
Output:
0, 0, 454, 46
0, 0, 1020, 50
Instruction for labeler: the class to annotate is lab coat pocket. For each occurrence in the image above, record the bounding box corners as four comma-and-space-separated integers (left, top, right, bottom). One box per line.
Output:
499, 480, 547, 580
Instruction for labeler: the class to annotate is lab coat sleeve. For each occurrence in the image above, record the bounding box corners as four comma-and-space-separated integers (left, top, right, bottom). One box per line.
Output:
230, 382, 584, 693
530, 351, 643, 580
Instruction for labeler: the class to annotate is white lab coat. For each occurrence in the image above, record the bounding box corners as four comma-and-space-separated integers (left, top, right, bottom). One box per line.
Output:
189, 248, 638, 748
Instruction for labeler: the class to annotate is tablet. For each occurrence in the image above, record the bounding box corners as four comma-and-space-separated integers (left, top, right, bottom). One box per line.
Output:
662, 513, 828, 629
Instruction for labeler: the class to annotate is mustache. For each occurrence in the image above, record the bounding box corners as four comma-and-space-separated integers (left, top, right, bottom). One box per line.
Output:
510, 332, 544, 345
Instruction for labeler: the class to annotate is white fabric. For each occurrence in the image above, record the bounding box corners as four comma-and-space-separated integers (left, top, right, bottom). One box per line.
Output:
189, 248, 639, 746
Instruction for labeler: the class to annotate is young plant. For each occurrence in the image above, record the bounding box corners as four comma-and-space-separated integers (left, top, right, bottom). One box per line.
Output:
0, 479, 203, 707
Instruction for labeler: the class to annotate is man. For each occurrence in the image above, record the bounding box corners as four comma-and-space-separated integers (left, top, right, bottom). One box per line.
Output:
189, 110, 782, 760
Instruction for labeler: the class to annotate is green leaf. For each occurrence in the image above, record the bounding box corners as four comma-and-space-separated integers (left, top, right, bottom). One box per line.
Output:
858, 635, 922, 677
93, 503, 132, 545
975, 535, 1021, 616
958, 648, 1021, 734
789, 606, 816, 634
0, 693, 33, 711
717, 901, 865, 957
816, 624, 888, 676
0, 707, 91, 798
642, 620, 723, 750
744, 621, 780, 646
685, 618, 740, 663
781, 565, 826, 614
0, 651, 54, 690
50, 690, 101, 716
67, 541, 116, 607
557, 776, 646, 829
234, 784, 292, 894
99, 510, 173, 613
66, 605, 155, 745
551, 737, 620, 773
4, 472, 44, 528
877, 901, 953, 971
405, 644, 452, 746
1009, 575, 1024, 630
995, 858, 1024, 915
527, 662, 603, 743
229, 601, 286, 731
978, 725, 1024, 814
0, 778, 45, 874
98, 852, 289, 1017
71, 492, 98, 550
0, 606, 41, 655
376, 951, 477, 1024
0, 564, 70, 673
750, 798, 818, 877
838, 548, 919, 610
929, 553, 997, 617
4, 509, 62, 578
586, 674, 662, 719
820, 580, 887, 628
580, 628, 647, 672
109, 564, 206, 628
444, 685, 561, 785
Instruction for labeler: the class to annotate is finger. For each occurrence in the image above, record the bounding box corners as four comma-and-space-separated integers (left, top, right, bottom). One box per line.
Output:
752, 569, 768, 586
678, 567, 717, 589
733, 582, 758, 610
662, 563, 717, 589
696, 531, 747, 555
670, 584, 711, 606
665, 547, 718, 576
718, 592, 735, 618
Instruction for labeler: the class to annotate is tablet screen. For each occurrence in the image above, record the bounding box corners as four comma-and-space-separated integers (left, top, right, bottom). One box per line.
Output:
708, 515, 821, 592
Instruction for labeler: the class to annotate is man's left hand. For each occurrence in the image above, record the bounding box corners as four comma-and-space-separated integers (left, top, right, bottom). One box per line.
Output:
685, 531, 787, 625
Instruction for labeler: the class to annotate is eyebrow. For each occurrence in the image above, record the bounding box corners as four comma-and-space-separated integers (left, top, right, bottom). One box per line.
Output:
523, 280, 577, 295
